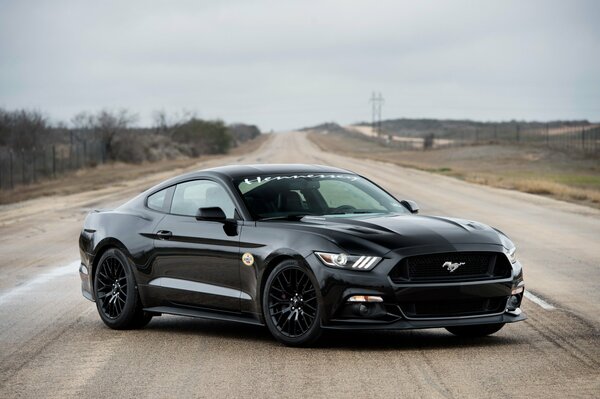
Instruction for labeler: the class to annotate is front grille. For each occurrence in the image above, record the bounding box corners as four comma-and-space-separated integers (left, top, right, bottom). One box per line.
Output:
389, 252, 511, 283
400, 297, 507, 318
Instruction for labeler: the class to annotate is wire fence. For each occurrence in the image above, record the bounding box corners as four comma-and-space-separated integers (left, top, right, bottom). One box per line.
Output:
378, 124, 600, 155
1, 124, 598, 192
0, 140, 106, 191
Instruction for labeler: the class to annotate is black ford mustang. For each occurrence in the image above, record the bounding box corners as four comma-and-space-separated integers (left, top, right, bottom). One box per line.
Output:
79, 164, 525, 346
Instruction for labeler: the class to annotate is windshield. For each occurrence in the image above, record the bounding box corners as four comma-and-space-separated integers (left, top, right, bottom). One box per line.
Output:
234, 173, 408, 220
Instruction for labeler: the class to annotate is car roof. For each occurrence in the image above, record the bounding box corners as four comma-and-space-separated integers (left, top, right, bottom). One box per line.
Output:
144, 164, 357, 196
183, 164, 353, 180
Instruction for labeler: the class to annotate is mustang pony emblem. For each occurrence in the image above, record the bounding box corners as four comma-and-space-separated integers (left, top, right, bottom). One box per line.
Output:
442, 261, 465, 272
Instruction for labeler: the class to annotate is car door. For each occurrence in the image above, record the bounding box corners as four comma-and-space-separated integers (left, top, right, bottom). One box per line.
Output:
151, 179, 242, 311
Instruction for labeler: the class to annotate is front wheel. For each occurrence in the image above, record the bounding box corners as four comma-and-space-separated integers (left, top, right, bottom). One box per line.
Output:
262, 260, 322, 346
445, 323, 505, 337
94, 248, 152, 330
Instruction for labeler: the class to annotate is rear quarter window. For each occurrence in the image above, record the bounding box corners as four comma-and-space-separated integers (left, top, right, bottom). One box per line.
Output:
147, 187, 172, 212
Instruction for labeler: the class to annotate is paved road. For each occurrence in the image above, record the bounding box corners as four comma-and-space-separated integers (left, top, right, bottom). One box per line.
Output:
1, 132, 599, 398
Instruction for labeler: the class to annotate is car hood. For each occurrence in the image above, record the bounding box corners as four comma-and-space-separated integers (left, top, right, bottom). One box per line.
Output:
289, 214, 505, 253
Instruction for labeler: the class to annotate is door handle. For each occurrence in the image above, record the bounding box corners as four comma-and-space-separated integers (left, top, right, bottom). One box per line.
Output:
156, 230, 173, 239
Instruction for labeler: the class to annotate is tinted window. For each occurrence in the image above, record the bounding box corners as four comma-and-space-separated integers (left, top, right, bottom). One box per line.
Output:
171, 180, 236, 218
235, 174, 406, 219
318, 180, 387, 211
147, 188, 170, 212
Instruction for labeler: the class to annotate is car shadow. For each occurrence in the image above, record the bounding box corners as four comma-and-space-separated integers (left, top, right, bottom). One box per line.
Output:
317, 329, 520, 350
144, 316, 521, 351
145, 316, 272, 342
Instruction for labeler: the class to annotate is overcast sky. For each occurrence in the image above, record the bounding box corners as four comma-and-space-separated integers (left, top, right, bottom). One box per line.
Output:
1, 0, 599, 131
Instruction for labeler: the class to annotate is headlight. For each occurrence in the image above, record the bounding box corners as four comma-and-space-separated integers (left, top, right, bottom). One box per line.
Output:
506, 246, 517, 264
499, 233, 517, 264
315, 252, 382, 270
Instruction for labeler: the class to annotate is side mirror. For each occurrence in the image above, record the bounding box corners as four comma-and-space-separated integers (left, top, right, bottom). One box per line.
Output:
400, 200, 419, 214
196, 207, 227, 222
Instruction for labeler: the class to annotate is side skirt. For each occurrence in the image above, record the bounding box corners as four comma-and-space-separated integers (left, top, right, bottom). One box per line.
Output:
144, 305, 265, 326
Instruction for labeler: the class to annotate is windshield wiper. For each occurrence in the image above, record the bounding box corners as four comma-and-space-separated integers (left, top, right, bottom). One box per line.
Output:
258, 213, 320, 221
327, 211, 381, 216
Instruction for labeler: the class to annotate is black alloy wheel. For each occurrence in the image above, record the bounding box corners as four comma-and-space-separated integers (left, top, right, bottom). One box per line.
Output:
96, 256, 128, 319
94, 248, 153, 329
263, 260, 322, 346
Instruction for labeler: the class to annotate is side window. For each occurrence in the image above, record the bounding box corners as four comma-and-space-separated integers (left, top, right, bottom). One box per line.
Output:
171, 180, 236, 218
147, 188, 170, 212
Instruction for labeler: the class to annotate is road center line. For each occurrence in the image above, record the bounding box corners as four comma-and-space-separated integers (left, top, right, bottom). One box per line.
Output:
0, 260, 79, 305
524, 290, 556, 310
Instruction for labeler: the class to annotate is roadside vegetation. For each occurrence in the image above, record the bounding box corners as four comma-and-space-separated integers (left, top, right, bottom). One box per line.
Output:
354, 118, 594, 139
0, 108, 260, 163
308, 130, 600, 209
0, 107, 262, 198
0, 133, 269, 205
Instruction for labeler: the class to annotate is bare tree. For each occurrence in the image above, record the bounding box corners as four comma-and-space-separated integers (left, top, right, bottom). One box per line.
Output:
71, 111, 95, 131
152, 109, 169, 135
93, 109, 138, 160
151, 109, 196, 136
0, 108, 49, 149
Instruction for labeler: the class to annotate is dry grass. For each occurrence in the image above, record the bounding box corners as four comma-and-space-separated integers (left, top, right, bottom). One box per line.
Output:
0, 134, 270, 205
309, 131, 600, 209
464, 176, 600, 204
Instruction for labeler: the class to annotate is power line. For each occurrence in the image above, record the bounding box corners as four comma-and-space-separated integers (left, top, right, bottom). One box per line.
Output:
369, 92, 384, 137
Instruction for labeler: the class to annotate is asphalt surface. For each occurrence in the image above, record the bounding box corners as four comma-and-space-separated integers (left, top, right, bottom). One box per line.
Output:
1, 132, 599, 398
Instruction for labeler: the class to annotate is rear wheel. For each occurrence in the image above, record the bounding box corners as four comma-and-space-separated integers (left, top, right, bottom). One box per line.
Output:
263, 260, 322, 346
445, 323, 505, 337
94, 248, 152, 329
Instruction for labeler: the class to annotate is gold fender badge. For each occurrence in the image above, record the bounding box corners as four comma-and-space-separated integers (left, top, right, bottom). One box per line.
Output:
242, 252, 254, 266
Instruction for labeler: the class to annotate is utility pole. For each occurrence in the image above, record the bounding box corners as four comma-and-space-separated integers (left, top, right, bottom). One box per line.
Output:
369, 92, 384, 137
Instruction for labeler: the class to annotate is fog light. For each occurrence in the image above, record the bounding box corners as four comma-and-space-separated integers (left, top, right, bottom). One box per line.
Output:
347, 295, 383, 303
350, 302, 385, 318
358, 304, 369, 316
511, 286, 524, 295
507, 295, 520, 311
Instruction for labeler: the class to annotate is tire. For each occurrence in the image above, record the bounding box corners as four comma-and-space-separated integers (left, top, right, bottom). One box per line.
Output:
445, 323, 505, 337
94, 248, 153, 330
262, 260, 323, 346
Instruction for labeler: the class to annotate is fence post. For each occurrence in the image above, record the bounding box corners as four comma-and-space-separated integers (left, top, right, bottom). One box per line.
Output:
83, 140, 87, 167
9, 150, 13, 189
21, 149, 25, 184
43, 148, 47, 178
546, 123, 549, 146
581, 127, 585, 151
516, 124, 520, 142
32, 147, 36, 183
52, 145, 56, 178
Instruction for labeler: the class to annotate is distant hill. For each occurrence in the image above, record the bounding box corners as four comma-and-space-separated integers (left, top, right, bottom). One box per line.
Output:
354, 118, 592, 138
299, 122, 352, 134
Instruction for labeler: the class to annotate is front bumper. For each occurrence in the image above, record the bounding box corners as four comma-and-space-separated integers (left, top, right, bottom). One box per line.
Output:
79, 246, 95, 301
324, 311, 525, 330
79, 262, 94, 301
305, 246, 526, 330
